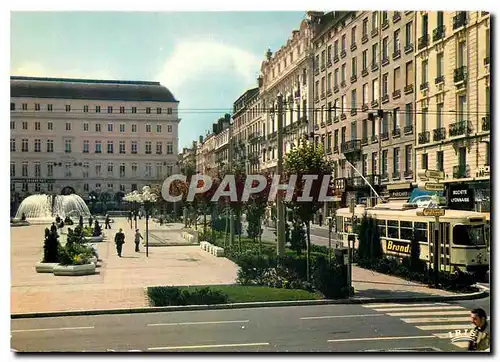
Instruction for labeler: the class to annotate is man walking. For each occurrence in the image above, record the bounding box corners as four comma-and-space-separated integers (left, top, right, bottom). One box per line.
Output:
468, 308, 490, 352
134, 229, 143, 252
105, 214, 111, 229
114, 228, 125, 257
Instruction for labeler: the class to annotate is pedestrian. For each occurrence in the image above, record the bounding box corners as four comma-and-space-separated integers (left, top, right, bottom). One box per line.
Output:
55, 215, 61, 224
79, 215, 84, 228
114, 228, 125, 257
89, 216, 93, 227
128, 211, 133, 228
50, 222, 57, 234
134, 212, 138, 228
134, 229, 143, 252
105, 214, 111, 229
468, 308, 490, 352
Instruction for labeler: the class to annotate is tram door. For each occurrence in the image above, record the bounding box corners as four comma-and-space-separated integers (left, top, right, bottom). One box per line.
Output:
429, 221, 451, 273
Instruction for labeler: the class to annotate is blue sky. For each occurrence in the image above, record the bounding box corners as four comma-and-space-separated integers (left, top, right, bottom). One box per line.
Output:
10, 11, 306, 150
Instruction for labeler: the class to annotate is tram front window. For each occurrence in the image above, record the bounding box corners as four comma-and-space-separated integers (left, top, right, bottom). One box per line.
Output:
453, 225, 486, 246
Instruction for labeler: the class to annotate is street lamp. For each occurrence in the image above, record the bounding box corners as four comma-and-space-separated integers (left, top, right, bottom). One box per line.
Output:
123, 186, 157, 257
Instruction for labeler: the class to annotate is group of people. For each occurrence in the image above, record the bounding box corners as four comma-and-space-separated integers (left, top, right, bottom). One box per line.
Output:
114, 228, 143, 257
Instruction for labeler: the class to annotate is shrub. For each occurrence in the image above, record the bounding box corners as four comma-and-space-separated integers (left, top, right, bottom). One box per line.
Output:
312, 256, 349, 299
148, 286, 229, 306
93, 221, 102, 237
42, 228, 60, 263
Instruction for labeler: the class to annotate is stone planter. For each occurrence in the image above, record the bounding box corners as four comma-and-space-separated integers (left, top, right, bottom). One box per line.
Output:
35, 262, 59, 273
10, 220, 30, 227
83, 235, 104, 243
53, 263, 96, 276
213, 247, 224, 257
89, 256, 98, 265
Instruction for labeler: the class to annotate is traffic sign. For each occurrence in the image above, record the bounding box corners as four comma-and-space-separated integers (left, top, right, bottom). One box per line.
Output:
420, 169, 445, 180
417, 208, 445, 217
424, 182, 445, 192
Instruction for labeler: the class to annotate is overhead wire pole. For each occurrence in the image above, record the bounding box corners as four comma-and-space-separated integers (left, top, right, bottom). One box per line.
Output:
228, 124, 235, 246
276, 93, 286, 258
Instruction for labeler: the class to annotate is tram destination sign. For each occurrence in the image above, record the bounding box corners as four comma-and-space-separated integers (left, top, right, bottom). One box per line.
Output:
418, 169, 445, 180
417, 208, 445, 217
424, 182, 445, 192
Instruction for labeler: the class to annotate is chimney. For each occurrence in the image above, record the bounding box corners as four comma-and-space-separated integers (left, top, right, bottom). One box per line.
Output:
199, 135, 203, 143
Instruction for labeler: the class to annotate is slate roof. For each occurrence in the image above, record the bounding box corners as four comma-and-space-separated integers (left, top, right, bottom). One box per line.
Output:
10, 76, 178, 103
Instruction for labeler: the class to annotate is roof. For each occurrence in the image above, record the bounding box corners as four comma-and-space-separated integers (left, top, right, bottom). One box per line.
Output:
10, 76, 178, 103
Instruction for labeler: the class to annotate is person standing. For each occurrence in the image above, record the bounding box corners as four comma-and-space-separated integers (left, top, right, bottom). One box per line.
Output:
468, 308, 490, 351
114, 228, 125, 257
134, 229, 143, 252
105, 214, 111, 229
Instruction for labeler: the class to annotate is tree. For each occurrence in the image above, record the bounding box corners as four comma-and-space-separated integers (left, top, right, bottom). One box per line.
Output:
43, 228, 60, 263
283, 141, 334, 281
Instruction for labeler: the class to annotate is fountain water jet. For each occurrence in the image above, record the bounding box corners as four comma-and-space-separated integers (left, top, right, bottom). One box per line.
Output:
14, 194, 91, 225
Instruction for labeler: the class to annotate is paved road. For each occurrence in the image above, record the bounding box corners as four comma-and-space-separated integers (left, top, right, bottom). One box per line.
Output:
11, 298, 489, 352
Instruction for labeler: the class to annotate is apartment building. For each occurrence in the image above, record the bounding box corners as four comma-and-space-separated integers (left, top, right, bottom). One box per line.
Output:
10, 76, 180, 200
178, 141, 197, 173
414, 11, 490, 212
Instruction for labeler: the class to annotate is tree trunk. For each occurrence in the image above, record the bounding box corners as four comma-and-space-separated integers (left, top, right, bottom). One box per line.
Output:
306, 220, 311, 283
258, 215, 262, 258
237, 209, 242, 253
203, 209, 207, 235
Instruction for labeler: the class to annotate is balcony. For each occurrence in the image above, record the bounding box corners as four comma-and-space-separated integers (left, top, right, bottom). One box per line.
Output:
320, 122, 326, 128
341, 81, 347, 88
404, 170, 413, 179
454, 66, 467, 84
484, 56, 490, 65
392, 128, 401, 138
393, 11, 401, 22
321, 93, 326, 100
270, 131, 277, 139
371, 63, 379, 72
404, 84, 414, 94
433, 25, 446, 42
482, 115, 490, 131
334, 55, 339, 63
321, 64, 326, 71
340, 113, 347, 120
314, 68, 320, 76
392, 171, 401, 180
420, 82, 429, 91
371, 100, 379, 108
362, 104, 369, 111
418, 131, 430, 144
333, 146, 339, 154
334, 85, 339, 93
392, 89, 401, 99
350, 108, 357, 116
326, 118, 332, 126
340, 50, 347, 58
449, 120, 473, 137
418, 34, 429, 50
327, 60, 332, 68
362, 34, 369, 44
350, 75, 357, 83
435, 75, 444, 84
381, 172, 389, 181
392, 50, 401, 60
327, 89, 332, 96
453, 11, 467, 30
361, 68, 369, 77
314, 124, 320, 131
380, 132, 389, 141
334, 116, 340, 123
345, 175, 380, 188
382, 94, 389, 103
371, 28, 379, 37
433, 127, 446, 141
326, 148, 332, 155
371, 135, 378, 143
404, 43, 414, 54
341, 139, 362, 154
315, 97, 320, 103
361, 137, 368, 145
382, 57, 389, 66
453, 164, 470, 179
382, 20, 389, 30
350, 43, 357, 51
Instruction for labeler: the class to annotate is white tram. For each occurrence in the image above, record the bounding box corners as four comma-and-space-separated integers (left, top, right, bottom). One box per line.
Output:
335, 202, 489, 277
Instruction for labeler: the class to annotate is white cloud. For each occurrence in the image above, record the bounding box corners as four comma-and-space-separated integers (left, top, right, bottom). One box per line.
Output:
10, 62, 115, 80
156, 38, 261, 93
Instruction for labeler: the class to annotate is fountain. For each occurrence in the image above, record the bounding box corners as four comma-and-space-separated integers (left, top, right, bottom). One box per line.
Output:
14, 194, 91, 225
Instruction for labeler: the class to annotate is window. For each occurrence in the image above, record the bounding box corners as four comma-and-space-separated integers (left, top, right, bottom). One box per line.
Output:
156, 124, 162, 133
120, 184, 125, 192
421, 60, 428, 84
107, 141, 114, 153
341, 34, 346, 53
107, 123, 113, 132
351, 89, 357, 111
167, 125, 172, 133
327, 45, 332, 62
95, 123, 101, 132
10, 162, 15, 177
47, 140, 54, 153
394, 29, 401, 53
422, 13, 428, 36
351, 26, 356, 45
393, 67, 400, 90
95, 164, 102, 177
96, 106, 101, 113
132, 124, 137, 133
334, 69, 339, 87
47, 163, 53, 177
131, 163, 138, 176
382, 73, 388, 96
167, 108, 173, 114
65, 105, 71, 112
22, 139, 28, 152
22, 121, 27, 130
34, 121, 40, 131
120, 106, 125, 113
66, 122, 71, 131
341, 64, 346, 83
437, 151, 444, 171
387, 220, 399, 239
393, 148, 400, 173
341, 95, 346, 113
132, 107, 137, 113
321, 50, 326, 68
327, 73, 332, 91
372, 78, 379, 101
405, 61, 413, 87
34, 103, 40, 111
11, 103, 15, 111
405, 103, 413, 127
146, 107, 151, 114
167, 142, 173, 154
65, 139, 72, 153
95, 141, 102, 153
351, 57, 357, 76
84, 105, 89, 112
382, 37, 389, 60
22, 162, 28, 177
145, 141, 152, 154
65, 163, 72, 177
363, 18, 368, 36
131, 141, 138, 154
405, 21, 413, 46
351, 121, 357, 140
405, 145, 412, 171
119, 141, 126, 154
341, 127, 346, 144
145, 163, 152, 177
334, 40, 339, 57
437, 103, 443, 128
453, 225, 485, 246
120, 163, 126, 178
108, 106, 113, 113
378, 219, 386, 237
363, 154, 368, 175
382, 149, 388, 174
372, 11, 378, 30
84, 184, 89, 192
362, 50, 368, 70
48, 122, 53, 131
334, 130, 339, 149
34, 162, 41, 177
10, 121, 15, 130
34, 139, 41, 152
458, 95, 467, 121
400, 221, 413, 240
10, 139, 15, 152
421, 153, 428, 169
394, 108, 400, 129
83, 123, 89, 131
458, 41, 466, 67
321, 76, 325, 94
22, 103, 27, 110
107, 163, 114, 175
372, 152, 378, 174
437, 52, 444, 78
82, 164, 88, 179
156, 163, 163, 178
372, 43, 378, 65
95, 183, 101, 190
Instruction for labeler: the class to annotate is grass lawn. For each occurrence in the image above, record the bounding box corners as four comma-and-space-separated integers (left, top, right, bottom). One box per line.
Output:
178, 285, 323, 303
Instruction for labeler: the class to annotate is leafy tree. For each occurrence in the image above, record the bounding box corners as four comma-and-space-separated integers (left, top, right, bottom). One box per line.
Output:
283, 141, 334, 281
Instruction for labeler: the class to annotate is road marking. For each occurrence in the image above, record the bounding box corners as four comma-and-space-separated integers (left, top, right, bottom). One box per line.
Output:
401, 316, 471, 323
301, 314, 385, 320
364, 303, 449, 308
416, 324, 474, 331
373, 306, 464, 312
147, 342, 270, 350
147, 320, 249, 327
11, 326, 94, 333
387, 310, 469, 317
327, 335, 437, 343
